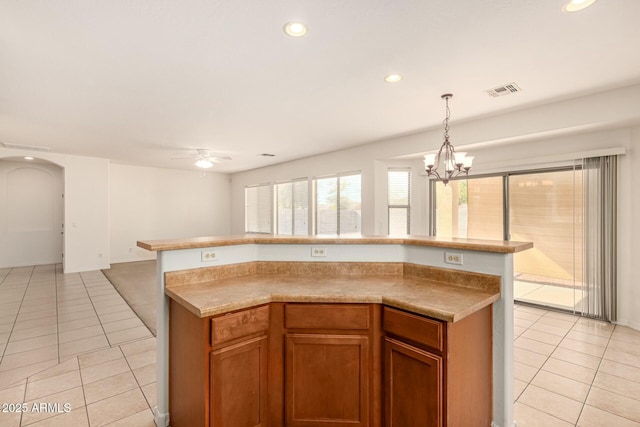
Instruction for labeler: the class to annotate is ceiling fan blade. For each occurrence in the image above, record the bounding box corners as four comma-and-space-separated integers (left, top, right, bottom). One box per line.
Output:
209, 156, 232, 161
171, 156, 195, 160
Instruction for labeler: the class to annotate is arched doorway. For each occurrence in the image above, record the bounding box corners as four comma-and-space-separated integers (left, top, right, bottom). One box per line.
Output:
0, 157, 64, 268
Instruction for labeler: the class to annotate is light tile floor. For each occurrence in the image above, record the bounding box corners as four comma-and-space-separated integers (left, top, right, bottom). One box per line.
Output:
515, 280, 584, 312
2, 264, 640, 426
514, 304, 640, 426
0, 265, 155, 427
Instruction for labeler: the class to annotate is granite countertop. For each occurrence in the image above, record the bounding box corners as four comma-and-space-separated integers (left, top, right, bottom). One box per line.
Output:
165, 262, 501, 322
138, 233, 533, 254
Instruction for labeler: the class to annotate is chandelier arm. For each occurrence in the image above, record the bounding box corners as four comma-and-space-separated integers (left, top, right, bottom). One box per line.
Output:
428, 169, 442, 181
431, 138, 447, 173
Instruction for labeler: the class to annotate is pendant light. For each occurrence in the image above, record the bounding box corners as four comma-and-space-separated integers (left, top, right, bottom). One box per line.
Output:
423, 94, 474, 185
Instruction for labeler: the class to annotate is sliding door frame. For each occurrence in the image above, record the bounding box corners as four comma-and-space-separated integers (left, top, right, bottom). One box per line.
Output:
429, 165, 584, 312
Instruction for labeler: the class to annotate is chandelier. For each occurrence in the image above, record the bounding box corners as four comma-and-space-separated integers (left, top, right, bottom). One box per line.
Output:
423, 94, 474, 185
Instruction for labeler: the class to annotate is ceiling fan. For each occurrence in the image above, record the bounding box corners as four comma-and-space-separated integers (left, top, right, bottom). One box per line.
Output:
172, 149, 232, 169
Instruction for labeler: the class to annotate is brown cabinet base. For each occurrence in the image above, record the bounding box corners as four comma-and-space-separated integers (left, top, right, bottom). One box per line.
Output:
169, 301, 492, 427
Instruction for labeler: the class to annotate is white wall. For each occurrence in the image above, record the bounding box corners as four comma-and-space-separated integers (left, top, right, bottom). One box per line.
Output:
0, 149, 232, 271
0, 148, 110, 273
109, 164, 231, 263
230, 85, 640, 329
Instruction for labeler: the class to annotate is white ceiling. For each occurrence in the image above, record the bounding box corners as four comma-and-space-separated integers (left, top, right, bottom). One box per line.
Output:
1, 0, 639, 173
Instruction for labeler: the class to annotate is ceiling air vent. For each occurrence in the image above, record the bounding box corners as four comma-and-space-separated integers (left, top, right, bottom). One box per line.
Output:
486, 83, 521, 98
1, 142, 52, 152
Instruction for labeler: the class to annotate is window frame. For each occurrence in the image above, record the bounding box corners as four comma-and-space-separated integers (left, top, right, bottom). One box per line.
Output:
313, 170, 362, 236
274, 177, 310, 235
244, 182, 273, 234
387, 168, 411, 235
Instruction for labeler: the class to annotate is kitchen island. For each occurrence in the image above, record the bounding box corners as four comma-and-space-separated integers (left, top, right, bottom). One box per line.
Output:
137, 235, 532, 427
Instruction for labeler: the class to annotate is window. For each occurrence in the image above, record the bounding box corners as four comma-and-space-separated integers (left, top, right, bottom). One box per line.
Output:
387, 169, 411, 235
314, 172, 361, 235
275, 179, 309, 235
245, 184, 272, 233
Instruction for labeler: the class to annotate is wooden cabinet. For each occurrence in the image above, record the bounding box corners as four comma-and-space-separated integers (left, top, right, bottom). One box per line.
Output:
384, 337, 442, 427
210, 335, 268, 427
210, 305, 270, 427
169, 301, 270, 427
382, 306, 492, 427
285, 334, 369, 426
169, 301, 491, 427
281, 303, 377, 427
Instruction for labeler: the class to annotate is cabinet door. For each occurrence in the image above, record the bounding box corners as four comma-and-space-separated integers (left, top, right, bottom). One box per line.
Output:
384, 337, 442, 427
285, 334, 369, 427
210, 335, 268, 427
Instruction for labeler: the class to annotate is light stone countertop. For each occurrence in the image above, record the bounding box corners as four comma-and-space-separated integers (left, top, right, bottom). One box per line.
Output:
138, 233, 533, 254
165, 273, 500, 322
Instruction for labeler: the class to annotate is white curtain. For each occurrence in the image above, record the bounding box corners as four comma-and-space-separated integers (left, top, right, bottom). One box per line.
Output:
581, 156, 617, 321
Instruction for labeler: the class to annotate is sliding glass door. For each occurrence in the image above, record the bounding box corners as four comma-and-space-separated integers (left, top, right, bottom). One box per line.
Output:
509, 170, 583, 312
432, 168, 584, 313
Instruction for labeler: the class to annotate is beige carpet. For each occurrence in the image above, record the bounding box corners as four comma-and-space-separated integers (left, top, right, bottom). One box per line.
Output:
102, 260, 157, 335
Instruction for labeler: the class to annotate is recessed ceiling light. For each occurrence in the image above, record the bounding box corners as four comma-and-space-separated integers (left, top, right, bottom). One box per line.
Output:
24, 156, 34, 160
384, 74, 403, 83
283, 22, 307, 37
563, 0, 597, 12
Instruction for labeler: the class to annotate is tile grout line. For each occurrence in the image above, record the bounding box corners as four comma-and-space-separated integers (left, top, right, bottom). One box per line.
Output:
75, 272, 113, 355
515, 306, 584, 426
0, 265, 15, 366
55, 265, 61, 365
0, 267, 34, 367
76, 355, 93, 427
82, 272, 116, 348
570, 325, 611, 426
573, 320, 614, 423
516, 401, 576, 426
578, 323, 640, 425
77, 335, 155, 424
118, 345, 154, 410
514, 310, 582, 426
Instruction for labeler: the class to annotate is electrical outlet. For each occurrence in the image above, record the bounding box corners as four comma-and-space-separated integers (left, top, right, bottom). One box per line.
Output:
445, 252, 463, 265
311, 247, 327, 257
201, 250, 218, 262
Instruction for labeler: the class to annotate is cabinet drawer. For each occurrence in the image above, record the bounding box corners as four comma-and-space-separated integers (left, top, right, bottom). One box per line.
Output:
211, 305, 269, 346
383, 307, 443, 351
285, 304, 370, 330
